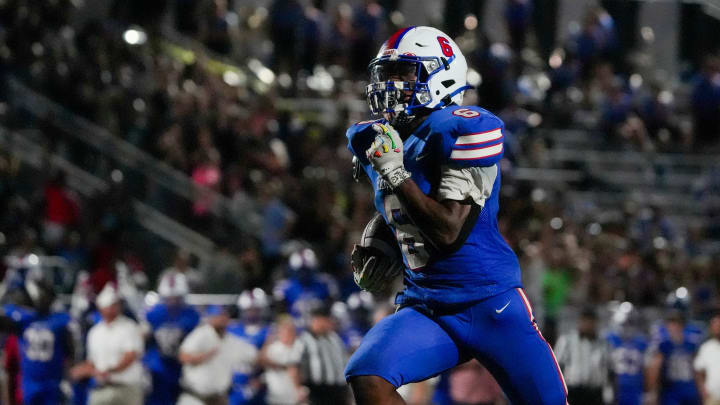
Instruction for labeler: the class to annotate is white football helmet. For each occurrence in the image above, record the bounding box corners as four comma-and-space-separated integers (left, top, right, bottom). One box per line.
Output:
366, 26, 470, 116
157, 272, 189, 298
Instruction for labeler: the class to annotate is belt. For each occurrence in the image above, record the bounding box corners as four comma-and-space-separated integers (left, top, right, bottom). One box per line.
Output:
181, 385, 228, 403
93, 381, 136, 389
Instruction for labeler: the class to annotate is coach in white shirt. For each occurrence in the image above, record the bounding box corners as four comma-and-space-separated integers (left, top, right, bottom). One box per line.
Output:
261, 315, 307, 405
178, 305, 258, 405
71, 284, 145, 405
695, 312, 720, 405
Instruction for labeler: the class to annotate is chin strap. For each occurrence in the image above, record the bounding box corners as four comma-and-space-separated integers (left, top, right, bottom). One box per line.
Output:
438, 85, 474, 108
391, 111, 415, 128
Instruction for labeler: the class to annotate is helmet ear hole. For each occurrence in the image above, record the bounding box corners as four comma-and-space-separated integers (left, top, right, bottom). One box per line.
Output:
441, 80, 455, 88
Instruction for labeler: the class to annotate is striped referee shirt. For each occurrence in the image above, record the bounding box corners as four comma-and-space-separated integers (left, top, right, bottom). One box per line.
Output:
298, 330, 347, 386
554, 331, 611, 388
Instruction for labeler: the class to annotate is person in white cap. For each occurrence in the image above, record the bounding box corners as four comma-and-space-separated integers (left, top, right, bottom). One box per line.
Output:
177, 305, 258, 405
70, 284, 145, 405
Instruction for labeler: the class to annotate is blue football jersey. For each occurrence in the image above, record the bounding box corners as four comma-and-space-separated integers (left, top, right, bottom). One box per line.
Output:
607, 333, 647, 395
143, 302, 199, 375
274, 275, 338, 317
347, 105, 522, 306
2, 304, 71, 381
228, 321, 270, 349
651, 324, 702, 392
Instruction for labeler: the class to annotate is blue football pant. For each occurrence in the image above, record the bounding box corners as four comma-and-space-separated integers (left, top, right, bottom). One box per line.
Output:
145, 370, 181, 405
616, 387, 642, 405
345, 288, 568, 405
661, 384, 701, 405
22, 379, 61, 405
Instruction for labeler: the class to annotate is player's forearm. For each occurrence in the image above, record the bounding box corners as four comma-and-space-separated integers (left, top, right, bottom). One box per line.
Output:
696, 371, 708, 400
179, 349, 214, 366
69, 361, 95, 380
394, 179, 469, 249
645, 354, 662, 392
108, 351, 138, 373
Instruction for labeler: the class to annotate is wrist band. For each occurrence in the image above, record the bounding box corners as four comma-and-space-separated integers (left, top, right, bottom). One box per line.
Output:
386, 167, 411, 188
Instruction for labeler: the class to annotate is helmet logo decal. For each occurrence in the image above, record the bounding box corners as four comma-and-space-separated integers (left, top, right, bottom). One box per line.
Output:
437, 37, 454, 57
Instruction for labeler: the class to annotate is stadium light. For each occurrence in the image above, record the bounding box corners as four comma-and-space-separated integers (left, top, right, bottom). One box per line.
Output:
111, 169, 124, 183
467, 68, 482, 86
123, 28, 147, 45
27, 254, 39, 266
223, 70, 242, 86
550, 217, 563, 230
464, 14, 478, 31
248, 59, 275, 84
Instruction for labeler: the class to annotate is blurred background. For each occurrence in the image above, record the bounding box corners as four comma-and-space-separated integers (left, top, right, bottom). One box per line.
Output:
0, 0, 719, 404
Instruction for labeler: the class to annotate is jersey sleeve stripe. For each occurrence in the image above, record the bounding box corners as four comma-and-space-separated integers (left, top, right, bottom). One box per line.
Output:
450, 143, 503, 160
454, 128, 503, 145
452, 137, 504, 149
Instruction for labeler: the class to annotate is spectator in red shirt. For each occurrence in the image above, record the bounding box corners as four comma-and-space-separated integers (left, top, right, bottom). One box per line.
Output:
43, 171, 79, 249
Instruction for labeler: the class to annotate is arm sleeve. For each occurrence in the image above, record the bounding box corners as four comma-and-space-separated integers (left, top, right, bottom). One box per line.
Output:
445, 113, 505, 168
436, 165, 498, 206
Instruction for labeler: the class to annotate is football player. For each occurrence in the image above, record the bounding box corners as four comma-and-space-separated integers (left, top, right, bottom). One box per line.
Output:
607, 304, 648, 405
273, 247, 339, 320
344, 26, 567, 404
228, 288, 271, 405
0, 277, 76, 405
646, 310, 702, 405
142, 272, 200, 405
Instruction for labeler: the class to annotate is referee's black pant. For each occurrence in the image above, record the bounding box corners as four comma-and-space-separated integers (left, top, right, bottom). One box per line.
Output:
307, 384, 348, 405
567, 385, 603, 405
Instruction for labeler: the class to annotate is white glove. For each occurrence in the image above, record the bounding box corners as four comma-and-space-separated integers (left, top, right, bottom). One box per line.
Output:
365, 123, 411, 188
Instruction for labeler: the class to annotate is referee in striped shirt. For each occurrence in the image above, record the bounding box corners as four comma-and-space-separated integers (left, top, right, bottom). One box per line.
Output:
299, 306, 349, 405
554, 307, 611, 405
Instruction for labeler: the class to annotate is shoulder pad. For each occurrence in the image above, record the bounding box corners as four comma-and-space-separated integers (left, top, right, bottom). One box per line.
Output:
145, 304, 164, 322
1, 304, 30, 325
430, 106, 505, 168
346, 119, 384, 165
56, 312, 72, 325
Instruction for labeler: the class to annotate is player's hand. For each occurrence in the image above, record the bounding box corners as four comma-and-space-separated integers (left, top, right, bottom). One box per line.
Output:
94, 369, 110, 382
351, 244, 402, 293
366, 123, 410, 188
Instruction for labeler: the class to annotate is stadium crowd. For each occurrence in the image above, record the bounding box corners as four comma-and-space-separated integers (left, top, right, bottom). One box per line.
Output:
0, 0, 718, 404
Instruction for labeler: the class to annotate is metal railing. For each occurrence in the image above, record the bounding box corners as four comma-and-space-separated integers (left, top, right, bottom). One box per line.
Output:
5, 76, 260, 239
0, 127, 221, 271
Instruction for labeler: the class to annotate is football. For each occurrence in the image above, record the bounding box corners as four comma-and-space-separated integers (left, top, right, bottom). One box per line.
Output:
359, 213, 403, 266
